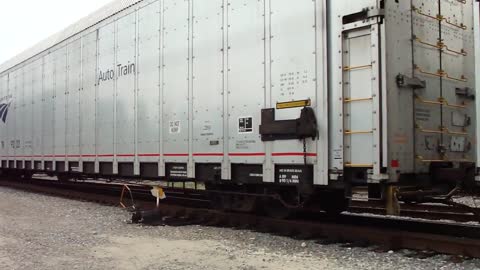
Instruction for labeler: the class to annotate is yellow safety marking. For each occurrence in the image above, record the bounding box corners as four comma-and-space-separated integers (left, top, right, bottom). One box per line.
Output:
276, 99, 311, 110
151, 186, 166, 199
415, 95, 467, 109
151, 186, 166, 208
343, 64, 372, 71
344, 97, 373, 103
344, 130, 373, 135
345, 163, 374, 168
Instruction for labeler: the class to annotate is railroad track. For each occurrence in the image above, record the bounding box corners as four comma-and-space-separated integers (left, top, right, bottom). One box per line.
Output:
6, 177, 479, 223
350, 200, 480, 223
1, 178, 480, 259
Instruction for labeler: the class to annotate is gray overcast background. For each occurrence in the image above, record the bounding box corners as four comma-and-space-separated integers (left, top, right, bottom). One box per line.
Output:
0, 0, 113, 64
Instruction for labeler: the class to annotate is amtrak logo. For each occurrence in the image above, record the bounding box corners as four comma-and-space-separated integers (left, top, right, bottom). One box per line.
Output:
0, 102, 11, 123
0, 95, 12, 124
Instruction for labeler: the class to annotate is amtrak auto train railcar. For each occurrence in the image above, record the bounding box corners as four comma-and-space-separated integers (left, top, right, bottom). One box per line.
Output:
476, 2, 480, 186
0, 0, 477, 213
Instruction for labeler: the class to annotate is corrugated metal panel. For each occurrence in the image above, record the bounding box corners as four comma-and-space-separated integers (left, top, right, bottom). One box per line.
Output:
0, 0, 143, 74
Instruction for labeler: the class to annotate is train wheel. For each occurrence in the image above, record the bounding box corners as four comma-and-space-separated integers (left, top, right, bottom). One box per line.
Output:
261, 198, 294, 219
210, 193, 258, 213
209, 193, 228, 211
20, 171, 33, 181
205, 183, 258, 213
0, 170, 8, 180
320, 191, 349, 216
322, 202, 348, 216
205, 183, 227, 211
57, 174, 70, 182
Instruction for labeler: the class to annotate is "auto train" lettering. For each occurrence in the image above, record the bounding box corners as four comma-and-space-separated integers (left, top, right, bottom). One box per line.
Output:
98, 62, 135, 85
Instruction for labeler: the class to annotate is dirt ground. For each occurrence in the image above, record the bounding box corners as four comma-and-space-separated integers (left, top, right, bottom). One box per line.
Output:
0, 186, 479, 270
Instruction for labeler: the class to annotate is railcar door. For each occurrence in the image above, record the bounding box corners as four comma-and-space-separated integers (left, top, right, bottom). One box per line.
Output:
411, 0, 475, 171
342, 20, 384, 177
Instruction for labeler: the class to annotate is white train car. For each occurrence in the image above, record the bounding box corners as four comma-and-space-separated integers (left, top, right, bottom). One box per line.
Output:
476, 1, 480, 185
0, 0, 477, 213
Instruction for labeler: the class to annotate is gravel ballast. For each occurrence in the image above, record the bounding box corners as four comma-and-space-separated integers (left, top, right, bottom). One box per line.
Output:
0, 186, 479, 270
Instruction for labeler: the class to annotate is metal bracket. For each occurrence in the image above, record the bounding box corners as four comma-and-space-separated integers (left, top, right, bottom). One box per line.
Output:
396, 74, 426, 89
343, 8, 384, 25
367, 171, 390, 183
455, 87, 475, 100
259, 107, 318, 142
367, 8, 385, 19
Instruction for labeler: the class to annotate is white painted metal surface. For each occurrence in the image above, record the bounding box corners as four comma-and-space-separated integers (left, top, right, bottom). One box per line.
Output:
475, 1, 480, 180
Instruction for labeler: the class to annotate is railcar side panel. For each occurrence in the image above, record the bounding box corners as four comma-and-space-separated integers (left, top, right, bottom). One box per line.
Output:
191, 0, 224, 164
42, 53, 55, 170
411, 0, 443, 172
162, 0, 190, 165
137, 1, 161, 165
4, 71, 11, 167
16, 65, 26, 169
32, 59, 43, 169
476, 0, 480, 179
227, 0, 266, 169
0, 75, 7, 167
115, 12, 137, 167
8, 70, 16, 167
12, 69, 22, 168
80, 31, 98, 170
97, 22, 116, 167
383, 0, 476, 176
53, 46, 67, 169
382, 1, 415, 174
5, 70, 13, 167
439, 1, 475, 165
66, 39, 82, 165
18, 68, 25, 168
23, 63, 33, 169
270, 0, 318, 165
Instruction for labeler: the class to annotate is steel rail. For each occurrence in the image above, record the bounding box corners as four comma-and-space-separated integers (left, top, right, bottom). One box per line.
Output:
349, 200, 479, 223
